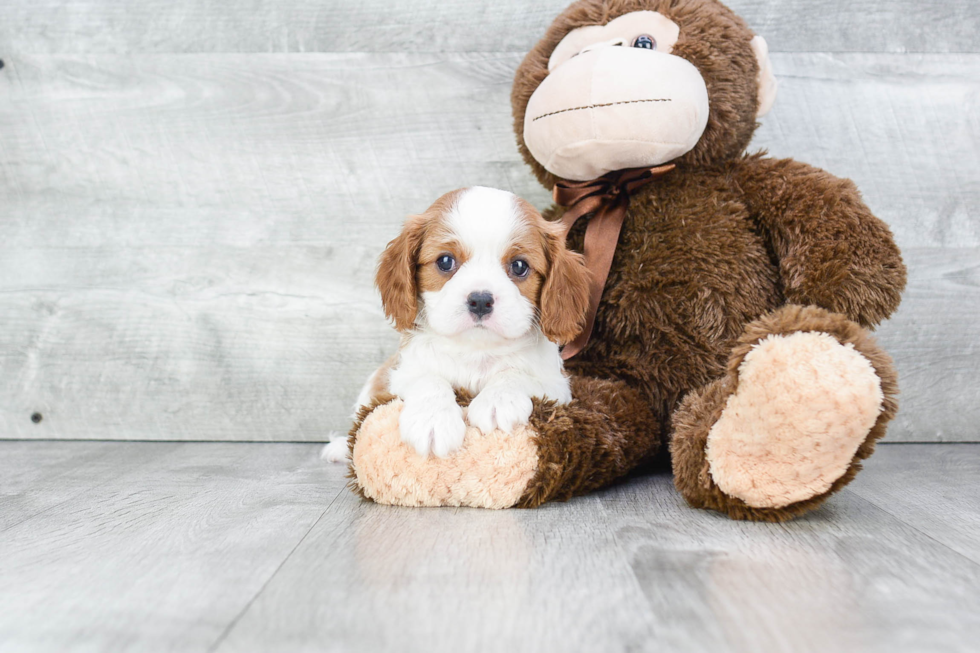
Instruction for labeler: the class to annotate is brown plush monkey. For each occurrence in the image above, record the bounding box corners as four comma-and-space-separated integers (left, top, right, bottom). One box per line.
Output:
347, 0, 906, 521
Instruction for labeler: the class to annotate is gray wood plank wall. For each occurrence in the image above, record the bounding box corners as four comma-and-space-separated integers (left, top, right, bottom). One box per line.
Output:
0, 1, 977, 441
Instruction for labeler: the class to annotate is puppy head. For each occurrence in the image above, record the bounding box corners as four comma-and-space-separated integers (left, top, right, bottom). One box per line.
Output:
376, 187, 590, 344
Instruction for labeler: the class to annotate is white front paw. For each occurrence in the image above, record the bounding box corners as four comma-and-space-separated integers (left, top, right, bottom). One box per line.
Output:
399, 398, 466, 458
467, 387, 533, 434
320, 436, 349, 464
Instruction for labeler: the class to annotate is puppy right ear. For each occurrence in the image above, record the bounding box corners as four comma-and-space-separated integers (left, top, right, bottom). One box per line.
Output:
376, 214, 426, 331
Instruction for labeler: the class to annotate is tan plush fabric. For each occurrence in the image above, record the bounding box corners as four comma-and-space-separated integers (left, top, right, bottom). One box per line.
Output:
750, 35, 777, 117
705, 332, 884, 509
547, 10, 681, 70
524, 46, 709, 181
351, 399, 539, 509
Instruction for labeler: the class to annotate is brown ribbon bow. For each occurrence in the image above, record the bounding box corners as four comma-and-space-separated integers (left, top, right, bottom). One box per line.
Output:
554, 163, 676, 360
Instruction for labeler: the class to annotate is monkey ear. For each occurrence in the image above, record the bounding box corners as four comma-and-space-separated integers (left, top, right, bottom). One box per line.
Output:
751, 35, 777, 117
376, 215, 425, 332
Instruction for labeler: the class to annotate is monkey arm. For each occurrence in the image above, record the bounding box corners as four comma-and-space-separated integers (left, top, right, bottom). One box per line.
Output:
732, 154, 907, 327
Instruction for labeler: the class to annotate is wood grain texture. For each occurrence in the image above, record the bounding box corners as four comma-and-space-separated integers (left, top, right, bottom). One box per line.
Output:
0, 440, 180, 531
0, 52, 977, 441
597, 464, 980, 653
1, 0, 978, 54
216, 450, 980, 653
848, 444, 980, 565
876, 249, 980, 443
754, 54, 980, 250
0, 442, 342, 652
1, 442, 977, 652
214, 497, 661, 652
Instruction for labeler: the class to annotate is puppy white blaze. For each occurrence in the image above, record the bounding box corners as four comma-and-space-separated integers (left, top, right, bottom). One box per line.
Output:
450, 187, 523, 256
421, 187, 536, 342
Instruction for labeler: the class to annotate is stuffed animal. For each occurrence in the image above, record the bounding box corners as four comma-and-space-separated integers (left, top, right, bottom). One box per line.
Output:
344, 0, 906, 521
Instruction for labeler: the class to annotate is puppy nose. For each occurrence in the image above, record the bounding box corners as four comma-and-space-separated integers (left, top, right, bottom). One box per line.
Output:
467, 291, 494, 318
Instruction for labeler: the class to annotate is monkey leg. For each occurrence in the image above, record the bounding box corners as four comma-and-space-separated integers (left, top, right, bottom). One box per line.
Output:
670, 304, 899, 522
346, 375, 660, 509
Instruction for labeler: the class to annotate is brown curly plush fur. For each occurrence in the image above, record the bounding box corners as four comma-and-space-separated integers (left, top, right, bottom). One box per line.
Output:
517, 375, 659, 507
506, 0, 906, 520
348, 0, 906, 521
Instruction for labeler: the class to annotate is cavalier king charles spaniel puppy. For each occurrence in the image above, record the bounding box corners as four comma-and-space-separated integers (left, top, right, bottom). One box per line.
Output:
324, 186, 589, 461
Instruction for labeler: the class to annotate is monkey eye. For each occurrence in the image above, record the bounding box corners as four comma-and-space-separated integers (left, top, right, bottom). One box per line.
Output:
632, 34, 657, 50
436, 254, 456, 273
510, 259, 530, 279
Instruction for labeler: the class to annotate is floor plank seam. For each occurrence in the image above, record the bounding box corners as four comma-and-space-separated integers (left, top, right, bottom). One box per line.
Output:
205, 484, 347, 653
839, 489, 980, 569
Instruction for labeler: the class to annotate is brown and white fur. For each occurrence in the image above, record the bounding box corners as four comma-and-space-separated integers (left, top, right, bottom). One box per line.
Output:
323, 186, 589, 461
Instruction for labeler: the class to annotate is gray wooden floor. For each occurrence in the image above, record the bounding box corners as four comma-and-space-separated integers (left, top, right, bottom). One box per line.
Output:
1, 442, 977, 653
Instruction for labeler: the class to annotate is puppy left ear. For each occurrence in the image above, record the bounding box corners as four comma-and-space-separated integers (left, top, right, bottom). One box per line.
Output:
376, 214, 426, 332
751, 35, 777, 117
539, 224, 590, 345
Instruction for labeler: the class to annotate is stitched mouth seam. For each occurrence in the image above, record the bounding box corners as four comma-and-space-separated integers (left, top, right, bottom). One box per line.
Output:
531, 98, 672, 122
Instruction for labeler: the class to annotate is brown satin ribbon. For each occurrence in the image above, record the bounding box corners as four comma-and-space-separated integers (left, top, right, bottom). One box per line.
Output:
554, 163, 676, 360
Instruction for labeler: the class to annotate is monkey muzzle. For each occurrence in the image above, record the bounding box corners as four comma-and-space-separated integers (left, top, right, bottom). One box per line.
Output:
524, 46, 710, 181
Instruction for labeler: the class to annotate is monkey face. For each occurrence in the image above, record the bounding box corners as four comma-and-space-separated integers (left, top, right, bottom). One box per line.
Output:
524, 11, 710, 181
513, 1, 778, 187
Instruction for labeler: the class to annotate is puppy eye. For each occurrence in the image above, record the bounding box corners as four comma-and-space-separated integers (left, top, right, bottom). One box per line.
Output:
632, 34, 657, 50
436, 254, 456, 273
510, 259, 530, 278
